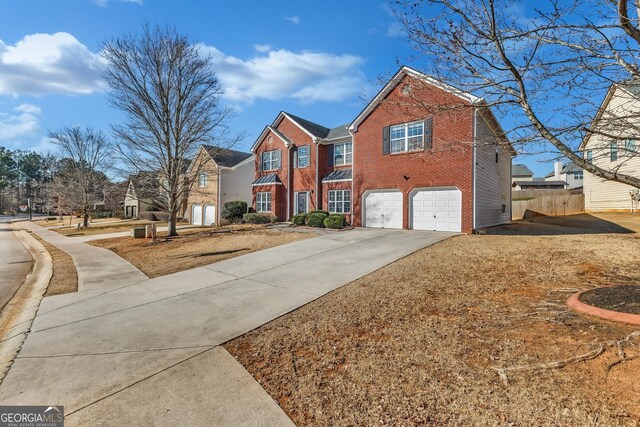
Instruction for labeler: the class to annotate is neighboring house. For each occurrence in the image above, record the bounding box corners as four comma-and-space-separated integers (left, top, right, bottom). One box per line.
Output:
512, 164, 534, 183
544, 160, 583, 189
579, 81, 640, 211
186, 145, 253, 225
250, 66, 514, 233
512, 179, 568, 191
124, 173, 155, 218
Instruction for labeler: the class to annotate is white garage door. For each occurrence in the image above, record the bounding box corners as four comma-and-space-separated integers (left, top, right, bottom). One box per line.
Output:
204, 205, 216, 226
411, 188, 462, 232
191, 204, 203, 225
364, 190, 403, 229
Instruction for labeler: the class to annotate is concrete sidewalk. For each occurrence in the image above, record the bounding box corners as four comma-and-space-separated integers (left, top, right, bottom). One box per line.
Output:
0, 228, 455, 425
17, 221, 148, 291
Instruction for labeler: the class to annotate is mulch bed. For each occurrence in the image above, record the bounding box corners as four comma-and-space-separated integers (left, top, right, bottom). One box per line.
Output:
579, 285, 640, 314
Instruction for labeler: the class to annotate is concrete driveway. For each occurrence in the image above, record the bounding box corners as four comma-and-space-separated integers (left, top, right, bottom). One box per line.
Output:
0, 228, 455, 426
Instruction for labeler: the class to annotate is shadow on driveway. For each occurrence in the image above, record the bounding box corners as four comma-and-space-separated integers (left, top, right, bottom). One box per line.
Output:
482, 213, 637, 236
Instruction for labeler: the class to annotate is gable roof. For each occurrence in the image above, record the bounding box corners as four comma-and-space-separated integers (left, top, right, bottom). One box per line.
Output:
285, 113, 331, 138
544, 161, 582, 178
579, 80, 640, 150
202, 145, 252, 168
512, 164, 534, 177
349, 65, 480, 132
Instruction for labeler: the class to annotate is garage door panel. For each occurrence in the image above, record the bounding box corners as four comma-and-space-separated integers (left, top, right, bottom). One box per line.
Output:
411, 188, 461, 232
204, 205, 215, 226
191, 205, 203, 225
364, 191, 403, 229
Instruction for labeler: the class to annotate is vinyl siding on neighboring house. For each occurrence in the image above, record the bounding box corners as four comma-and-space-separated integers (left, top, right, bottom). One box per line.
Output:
583, 86, 640, 211
219, 158, 254, 215
474, 110, 512, 228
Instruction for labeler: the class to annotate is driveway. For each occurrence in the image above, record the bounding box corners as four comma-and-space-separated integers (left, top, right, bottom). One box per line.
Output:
0, 228, 455, 426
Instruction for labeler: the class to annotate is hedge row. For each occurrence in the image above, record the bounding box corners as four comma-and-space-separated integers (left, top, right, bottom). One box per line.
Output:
290, 211, 345, 229
243, 213, 277, 224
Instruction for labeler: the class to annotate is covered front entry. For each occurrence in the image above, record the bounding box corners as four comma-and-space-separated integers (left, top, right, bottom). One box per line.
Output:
410, 187, 462, 232
363, 190, 403, 229
191, 204, 203, 225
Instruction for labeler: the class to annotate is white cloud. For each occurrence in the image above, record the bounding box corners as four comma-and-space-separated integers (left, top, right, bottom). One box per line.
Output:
284, 16, 301, 25
0, 32, 104, 96
93, 0, 143, 7
197, 45, 366, 104
386, 21, 405, 38
254, 44, 272, 53
0, 103, 41, 141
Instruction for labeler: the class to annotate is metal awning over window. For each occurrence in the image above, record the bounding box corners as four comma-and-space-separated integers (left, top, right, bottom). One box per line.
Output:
322, 168, 352, 183
252, 174, 282, 186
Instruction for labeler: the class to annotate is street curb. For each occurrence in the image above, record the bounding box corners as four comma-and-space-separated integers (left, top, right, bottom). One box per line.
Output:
0, 225, 53, 383
567, 289, 640, 326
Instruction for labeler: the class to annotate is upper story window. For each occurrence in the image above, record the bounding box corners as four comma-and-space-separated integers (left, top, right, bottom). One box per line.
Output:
198, 173, 207, 188
625, 139, 637, 153
334, 142, 352, 166
610, 142, 618, 161
390, 121, 424, 153
297, 145, 310, 168
261, 150, 281, 171
586, 150, 593, 163
574, 171, 583, 180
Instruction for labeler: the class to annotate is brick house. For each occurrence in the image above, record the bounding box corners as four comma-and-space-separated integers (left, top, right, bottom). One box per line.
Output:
250, 66, 513, 233
186, 145, 253, 225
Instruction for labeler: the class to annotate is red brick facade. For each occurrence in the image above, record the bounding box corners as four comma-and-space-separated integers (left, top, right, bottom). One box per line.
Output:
251, 68, 504, 233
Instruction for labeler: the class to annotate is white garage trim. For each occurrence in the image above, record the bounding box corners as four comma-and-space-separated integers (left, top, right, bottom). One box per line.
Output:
362, 189, 403, 229
410, 186, 462, 232
191, 204, 203, 225
204, 205, 216, 226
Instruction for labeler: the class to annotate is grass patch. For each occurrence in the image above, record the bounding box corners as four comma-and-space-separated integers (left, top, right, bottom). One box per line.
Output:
30, 233, 78, 296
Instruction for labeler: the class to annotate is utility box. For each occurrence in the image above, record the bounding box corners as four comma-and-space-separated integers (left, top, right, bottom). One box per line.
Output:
132, 227, 146, 239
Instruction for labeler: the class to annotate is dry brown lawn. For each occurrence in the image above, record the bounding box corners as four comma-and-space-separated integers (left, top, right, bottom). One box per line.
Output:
33, 216, 123, 228
89, 225, 316, 278
30, 233, 78, 296
48, 220, 158, 236
225, 212, 640, 426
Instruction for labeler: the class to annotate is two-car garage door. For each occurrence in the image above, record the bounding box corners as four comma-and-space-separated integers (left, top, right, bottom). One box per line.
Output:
364, 187, 461, 232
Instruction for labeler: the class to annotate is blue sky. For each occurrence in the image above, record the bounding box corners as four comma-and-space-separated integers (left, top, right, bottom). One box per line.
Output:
0, 0, 556, 177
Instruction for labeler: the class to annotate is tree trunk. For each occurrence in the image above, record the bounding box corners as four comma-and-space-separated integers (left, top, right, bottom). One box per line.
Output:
167, 209, 178, 237
83, 211, 89, 228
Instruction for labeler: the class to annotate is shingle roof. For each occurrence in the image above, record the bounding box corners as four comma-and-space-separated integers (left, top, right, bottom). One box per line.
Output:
252, 174, 282, 186
322, 168, 352, 182
512, 164, 534, 177
513, 180, 567, 187
202, 145, 252, 167
544, 161, 582, 178
619, 80, 640, 99
325, 124, 351, 140
284, 112, 334, 138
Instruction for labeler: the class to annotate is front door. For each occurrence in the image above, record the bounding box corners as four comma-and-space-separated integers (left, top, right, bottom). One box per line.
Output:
294, 192, 309, 215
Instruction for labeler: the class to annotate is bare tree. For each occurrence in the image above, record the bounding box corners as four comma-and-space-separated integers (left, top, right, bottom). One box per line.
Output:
48, 127, 111, 227
393, 0, 640, 188
101, 25, 240, 236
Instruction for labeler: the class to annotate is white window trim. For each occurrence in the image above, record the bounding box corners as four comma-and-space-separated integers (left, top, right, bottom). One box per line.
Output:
334, 142, 353, 166
294, 191, 309, 215
328, 189, 351, 213
199, 173, 208, 188
390, 120, 424, 154
256, 192, 271, 213
297, 145, 310, 168
262, 150, 280, 171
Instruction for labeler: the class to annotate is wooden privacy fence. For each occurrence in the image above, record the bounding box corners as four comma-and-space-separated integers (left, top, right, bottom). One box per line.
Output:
512, 194, 585, 220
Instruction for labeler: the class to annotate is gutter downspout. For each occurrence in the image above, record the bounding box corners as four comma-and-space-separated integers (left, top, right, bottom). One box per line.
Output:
287, 145, 292, 220
472, 108, 478, 231
315, 138, 320, 209
348, 128, 356, 226
217, 168, 222, 225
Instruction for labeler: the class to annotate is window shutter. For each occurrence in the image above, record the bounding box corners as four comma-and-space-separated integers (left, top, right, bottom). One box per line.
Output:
276, 149, 281, 169
382, 126, 390, 155
258, 153, 263, 172
327, 144, 334, 167
424, 117, 433, 150
293, 147, 298, 169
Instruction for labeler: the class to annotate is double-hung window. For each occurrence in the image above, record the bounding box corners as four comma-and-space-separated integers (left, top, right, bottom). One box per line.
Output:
610, 142, 618, 161
198, 173, 207, 188
390, 121, 424, 153
256, 192, 271, 212
261, 150, 280, 171
334, 142, 353, 166
625, 139, 637, 153
573, 171, 583, 180
297, 145, 309, 168
328, 190, 351, 213
586, 150, 593, 163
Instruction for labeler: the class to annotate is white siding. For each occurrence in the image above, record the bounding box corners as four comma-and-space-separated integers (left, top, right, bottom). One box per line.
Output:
474, 112, 512, 228
583, 86, 640, 211
219, 158, 255, 221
